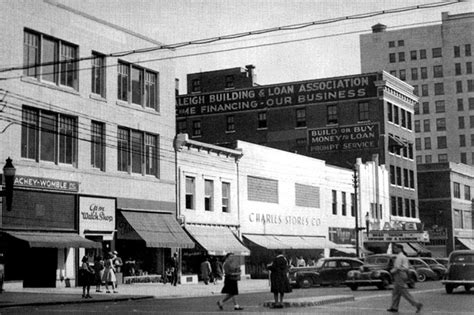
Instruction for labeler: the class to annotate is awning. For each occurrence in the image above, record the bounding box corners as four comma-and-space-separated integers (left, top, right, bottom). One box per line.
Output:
408, 242, 431, 254
332, 244, 373, 255
457, 237, 474, 250
400, 242, 418, 256
4, 231, 101, 248
244, 234, 337, 249
388, 135, 406, 148
185, 225, 250, 256
121, 211, 194, 248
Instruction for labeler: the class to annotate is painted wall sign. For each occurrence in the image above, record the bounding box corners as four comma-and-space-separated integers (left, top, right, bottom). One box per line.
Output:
308, 123, 379, 152
79, 197, 115, 232
14, 175, 79, 192
329, 227, 355, 244
248, 212, 321, 227
364, 230, 429, 242
176, 74, 377, 117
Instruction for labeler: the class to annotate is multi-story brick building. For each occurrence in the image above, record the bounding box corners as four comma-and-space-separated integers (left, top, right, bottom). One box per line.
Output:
0, 0, 193, 287
360, 11, 474, 165
176, 69, 421, 240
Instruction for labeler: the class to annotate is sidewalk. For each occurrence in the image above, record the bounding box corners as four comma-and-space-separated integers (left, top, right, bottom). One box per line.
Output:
0, 279, 271, 308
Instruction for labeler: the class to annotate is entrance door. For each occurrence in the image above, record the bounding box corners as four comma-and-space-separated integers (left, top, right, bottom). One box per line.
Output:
23, 248, 57, 287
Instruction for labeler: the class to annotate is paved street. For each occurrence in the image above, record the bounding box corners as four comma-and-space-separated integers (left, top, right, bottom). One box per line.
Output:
1, 281, 473, 314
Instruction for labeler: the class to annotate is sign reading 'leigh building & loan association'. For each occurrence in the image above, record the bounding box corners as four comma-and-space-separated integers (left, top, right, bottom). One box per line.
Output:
176, 74, 377, 117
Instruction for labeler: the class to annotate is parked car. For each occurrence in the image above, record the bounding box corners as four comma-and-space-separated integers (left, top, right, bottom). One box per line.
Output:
434, 257, 449, 268
407, 258, 438, 282
345, 254, 417, 291
289, 257, 363, 288
442, 250, 474, 294
419, 257, 447, 279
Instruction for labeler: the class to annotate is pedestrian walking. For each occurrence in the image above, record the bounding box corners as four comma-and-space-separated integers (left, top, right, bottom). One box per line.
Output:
387, 243, 423, 313
80, 256, 94, 298
212, 257, 224, 284
93, 256, 104, 293
216, 253, 243, 311
200, 257, 212, 285
102, 252, 118, 293
171, 252, 179, 286
267, 249, 292, 308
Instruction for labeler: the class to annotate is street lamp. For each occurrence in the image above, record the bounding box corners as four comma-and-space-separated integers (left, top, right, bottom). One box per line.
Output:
1, 157, 16, 211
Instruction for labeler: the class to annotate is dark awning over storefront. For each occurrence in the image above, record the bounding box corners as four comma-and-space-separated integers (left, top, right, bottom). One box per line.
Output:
4, 231, 101, 248
408, 242, 431, 255
400, 242, 418, 256
457, 237, 474, 250
244, 234, 337, 249
185, 225, 250, 256
121, 211, 194, 248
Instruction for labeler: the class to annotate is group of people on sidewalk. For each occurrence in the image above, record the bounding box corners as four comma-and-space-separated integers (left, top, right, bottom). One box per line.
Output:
80, 251, 123, 298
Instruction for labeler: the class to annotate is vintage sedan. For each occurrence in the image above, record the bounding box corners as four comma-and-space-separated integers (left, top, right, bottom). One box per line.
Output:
345, 254, 417, 290
435, 257, 449, 268
419, 257, 447, 279
289, 257, 363, 288
407, 258, 438, 282
442, 250, 474, 294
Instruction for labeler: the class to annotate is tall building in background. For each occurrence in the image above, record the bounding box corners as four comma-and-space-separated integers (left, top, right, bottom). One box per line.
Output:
360, 11, 474, 166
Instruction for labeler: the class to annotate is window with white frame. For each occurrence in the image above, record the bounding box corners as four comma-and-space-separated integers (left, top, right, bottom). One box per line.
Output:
91, 121, 105, 170
91, 52, 106, 97
453, 182, 461, 198
341, 192, 347, 216
222, 182, 230, 213
204, 179, 214, 211
332, 190, 337, 215
23, 29, 78, 89
185, 176, 195, 210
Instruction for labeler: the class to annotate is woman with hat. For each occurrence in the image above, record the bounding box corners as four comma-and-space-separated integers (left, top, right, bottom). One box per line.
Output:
102, 252, 118, 293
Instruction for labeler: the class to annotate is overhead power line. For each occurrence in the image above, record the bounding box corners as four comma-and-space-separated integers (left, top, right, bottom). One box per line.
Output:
0, 0, 460, 74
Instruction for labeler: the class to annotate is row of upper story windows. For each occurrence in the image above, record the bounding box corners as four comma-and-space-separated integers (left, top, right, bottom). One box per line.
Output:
331, 190, 356, 217
387, 44, 472, 60
407, 80, 474, 97
21, 106, 160, 177
416, 153, 473, 165
416, 116, 474, 132
454, 209, 473, 230
415, 98, 474, 114
386, 102, 414, 130
387, 134, 414, 160
179, 102, 376, 136
389, 165, 415, 189
391, 196, 417, 219
185, 176, 231, 212
453, 182, 472, 200
191, 75, 236, 93
389, 63, 473, 82
23, 29, 160, 111
415, 136, 449, 150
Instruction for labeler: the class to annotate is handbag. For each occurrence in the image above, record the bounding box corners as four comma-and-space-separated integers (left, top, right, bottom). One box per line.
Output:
227, 273, 241, 281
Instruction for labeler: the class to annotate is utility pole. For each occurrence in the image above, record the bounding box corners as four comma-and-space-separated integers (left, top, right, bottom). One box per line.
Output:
353, 165, 360, 258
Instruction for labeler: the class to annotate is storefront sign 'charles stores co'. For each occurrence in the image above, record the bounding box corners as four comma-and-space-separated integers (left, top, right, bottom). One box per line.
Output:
308, 123, 379, 152
176, 74, 377, 117
79, 197, 115, 232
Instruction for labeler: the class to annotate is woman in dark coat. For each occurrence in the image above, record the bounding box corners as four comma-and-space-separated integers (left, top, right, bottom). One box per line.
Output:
268, 249, 292, 308
216, 253, 243, 311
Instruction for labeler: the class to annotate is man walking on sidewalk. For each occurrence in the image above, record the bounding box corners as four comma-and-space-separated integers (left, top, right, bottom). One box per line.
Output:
387, 243, 423, 313
171, 252, 179, 286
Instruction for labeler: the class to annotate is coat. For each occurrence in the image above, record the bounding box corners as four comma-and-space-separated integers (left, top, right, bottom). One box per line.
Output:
268, 255, 292, 294
200, 260, 212, 281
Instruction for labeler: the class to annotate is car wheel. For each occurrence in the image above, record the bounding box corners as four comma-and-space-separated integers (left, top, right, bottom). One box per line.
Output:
465, 285, 471, 292
348, 284, 358, 291
377, 277, 390, 290
445, 284, 454, 294
417, 273, 427, 282
298, 277, 313, 289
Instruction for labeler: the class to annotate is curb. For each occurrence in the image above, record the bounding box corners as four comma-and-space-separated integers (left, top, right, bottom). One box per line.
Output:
0, 295, 154, 309
263, 294, 355, 308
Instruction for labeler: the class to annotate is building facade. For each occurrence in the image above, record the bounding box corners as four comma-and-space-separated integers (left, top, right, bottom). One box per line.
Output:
418, 162, 474, 257
360, 11, 474, 165
176, 69, 421, 241
0, 0, 193, 287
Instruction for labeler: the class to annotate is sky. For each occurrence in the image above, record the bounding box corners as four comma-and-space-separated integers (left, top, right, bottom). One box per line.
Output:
57, 0, 472, 93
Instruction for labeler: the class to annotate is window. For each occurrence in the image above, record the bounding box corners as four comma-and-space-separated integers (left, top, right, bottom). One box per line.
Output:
456, 81, 463, 93
387, 102, 393, 122
257, 112, 267, 129
453, 182, 461, 198
421, 84, 428, 96
23, 30, 78, 89
358, 102, 369, 121
393, 105, 399, 125
433, 65, 443, 78
435, 100, 445, 113
461, 153, 467, 164
466, 44, 472, 56
423, 119, 430, 132
422, 102, 430, 114
468, 80, 474, 92
117, 61, 159, 110
420, 49, 426, 59
411, 68, 418, 80
432, 48, 442, 58
192, 120, 201, 137
398, 40, 404, 47
424, 137, 431, 150
455, 63, 462, 76
400, 108, 407, 128
398, 52, 405, 62
391, 196, 397, 215
341, 192, 347, 216
454, 46, 461, 58
437, 136, 447, 149
454, 209, 462, 228
410, 50, 417, 60
434, 83, 444, 95
204, 179, 214, 211
425, 155, 432, 163
460, 135, 466, 147
396, 167, 402, 186
295, 108, 306, 127
404, 199, 410, 217
470, 98, 474, 110
327, 105, 337, 124
403, 169, 409, 187
414, 103, 419, 115
295, 184, 320, 208
390, 165, 395, 184
117, 127, 159, 176
222, 182, 230, 213
415, 138, 421, 150
465, 185, 471, 201
332, 190, 337, 215
413, 85, 419, 96
225, 75, 234, 89
458, 99, 464, 111
91, 52, 106, 97
414, 120, 420, 132
410, 199, 416, 218
399, 69, 406, 80
351, 193, 355, 217
226, 115, 235, 132
459, 117, 465, 129
177, 120, 187, 134
191, 79, 200, 93
420, 67, 427, 79
467, 62, 472, 74
21, 106, 77, 165
409, 170, 415, 188
388, 41, 395, 48
471, 116, 474, 128
185, 176, 195, 209
389, 53, 396, 63
91, 121, 105, 170
397, 196, 403, 216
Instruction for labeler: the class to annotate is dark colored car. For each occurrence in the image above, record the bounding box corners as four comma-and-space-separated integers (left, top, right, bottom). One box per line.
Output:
345, 254, 417, 291
435, 257, 449, 268
442, 250, 474, 294
419, 257, 447, 279
289, 257, 363, 288
408, 258, 438, 282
